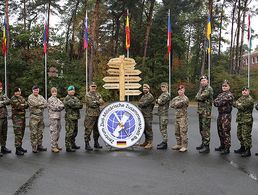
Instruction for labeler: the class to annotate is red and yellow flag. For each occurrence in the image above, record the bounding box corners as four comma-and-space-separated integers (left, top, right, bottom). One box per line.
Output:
2, 18, 7, 56
125, 14, 130, 50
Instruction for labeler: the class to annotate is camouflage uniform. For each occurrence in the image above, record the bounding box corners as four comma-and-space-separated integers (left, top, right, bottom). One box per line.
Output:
157, 92, 170, 143
0, 92, 10, 148
138, 92, 155, 142
64, 95, 83, 149
234, 95, 254, 149
170, 95, 189, 148
10, 95, 28, 148
195, 85, 213, 146
84, 91, 104, 142
214, 91, 234, 149
28, 94, 47, 149
48, 96, 64, 148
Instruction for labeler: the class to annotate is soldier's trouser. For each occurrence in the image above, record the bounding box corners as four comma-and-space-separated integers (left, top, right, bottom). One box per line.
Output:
0, 117, 8, 147
198, 114, 211, 146
65, 119, 78, 148
144, 117, 153, 142
175, 116, 188, 148
159, 115, 168, 142
84, 116, 99, 142
29, 115, 44, 147
237, 122, 252, 148
217, 114, 231, 148
49, 118, 61, 148
12, 115, 25, 148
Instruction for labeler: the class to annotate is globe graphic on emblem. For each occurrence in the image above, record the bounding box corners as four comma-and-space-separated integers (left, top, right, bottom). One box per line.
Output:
107, 110, 136, 139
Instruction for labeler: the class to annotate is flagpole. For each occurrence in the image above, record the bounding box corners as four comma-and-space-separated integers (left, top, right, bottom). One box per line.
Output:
45, 52, 47, 99
168, 9, 171, 96
126, 9, 129, 102
4, 55, 7, 96
207, 13, 211, 86
247, 14, 251, 88
85, 11, 88, 93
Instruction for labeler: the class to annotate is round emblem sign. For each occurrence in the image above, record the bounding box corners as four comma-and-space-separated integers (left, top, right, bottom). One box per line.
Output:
98, 102, 145, 148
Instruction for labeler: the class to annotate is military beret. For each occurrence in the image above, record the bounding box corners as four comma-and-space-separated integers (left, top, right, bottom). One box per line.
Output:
143, 84, 150, 89
199, 75, 208, 81
14, 87, 21, 93
32, 85, 39, 90
222, 80, 230, 86
160, 82, 168, 87
242, 86, 249, 91
178, 85, 185, 90
67, 85, 75, 91
89, 82, 97, 87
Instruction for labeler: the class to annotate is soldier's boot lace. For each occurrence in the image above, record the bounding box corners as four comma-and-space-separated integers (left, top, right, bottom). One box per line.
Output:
199, 145, 210, 153
16, 147, 24, 156
234, 145, 245, 154
94, 140, 103, 149
85, 142, 93, 151
1, 146, 11, 154
241, 148, 251, 157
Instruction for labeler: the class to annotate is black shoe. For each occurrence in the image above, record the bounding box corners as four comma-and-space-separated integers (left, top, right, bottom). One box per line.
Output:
241, 148, 251, 157
94, 140, 103, 149
199, 145, 210, 153
16, 148, 24, 156
85, 142, 93, 151
234, 146, 245, 154
220, 148, 230, 155
255, 153, 258, 156
1, 146, 11, 154
157, 142, 167, 150
215, 145, 224, 152
66, 148, 76, 152
72, 144, 80, 150
37, 146, 47, 152
196, 144, 204, 150
0, 152, 3, 157
20, 147, 27, 153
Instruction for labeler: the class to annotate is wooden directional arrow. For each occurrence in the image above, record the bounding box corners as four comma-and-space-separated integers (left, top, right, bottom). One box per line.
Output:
103, 83, 142, 90
107, 57, 136, 68
125, 90, 142, 96
107, 69, 141, 76
103, 76, 141, 83
103, 76, 119, 83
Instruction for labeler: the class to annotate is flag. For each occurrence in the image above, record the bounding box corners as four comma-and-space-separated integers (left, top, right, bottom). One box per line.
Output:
207, 14, 211, 54
43, 15, 48, 54
248, 14, 252, 51
125, 14, 130, 50
84, 12, 89, 49
2, 18, 7, 56
167, 10, 171, 54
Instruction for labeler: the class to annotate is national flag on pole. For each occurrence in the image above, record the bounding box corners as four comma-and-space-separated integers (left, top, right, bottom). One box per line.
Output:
43, 15, 48, 54
84, 12, 89, 49
207, 14, 211, 54
125, 13, 130, 50
167, 10, 171, 54
2, 18, 7, 56
248, 14, 252, 51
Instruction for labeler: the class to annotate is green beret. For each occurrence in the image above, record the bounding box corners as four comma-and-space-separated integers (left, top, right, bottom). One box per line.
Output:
67, 85, 75, 91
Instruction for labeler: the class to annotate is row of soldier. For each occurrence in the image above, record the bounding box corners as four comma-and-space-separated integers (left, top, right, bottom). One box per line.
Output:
0, 76, 258, 157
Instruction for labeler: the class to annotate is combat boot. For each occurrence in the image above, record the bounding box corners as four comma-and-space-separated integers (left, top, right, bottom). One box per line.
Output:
72, 144, 80, 150
32, 146, 38, 153
57, 145, 62, 151
199, 145, 210, 153
94, 140, 103, 149
20, 147, 27, 153
196, 143, 204, 150
241, 148, 251, 157
220, 148, 230, 155
234, 145, 245, 154
66, 148, 76, 152
157, 142, 167, 150
15, 147, 24, 156
144, 141, 153, 149
85, 142, 93, 151
37, 145, 47, 152
51, 147, 59, 153
172, 145, 181, 150
140, 140, 148, 147
0, 151, 3, 157
1, 146, 11, 154
179, 147, 187, 152
215, 145, 224, 152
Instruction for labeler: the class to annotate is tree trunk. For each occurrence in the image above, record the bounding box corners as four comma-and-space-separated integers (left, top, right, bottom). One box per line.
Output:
89, 0, 101, 82
142, 0, 155, 66
78, 0, 88, 59
229, 0, 237, 74
218, 0, 225, 58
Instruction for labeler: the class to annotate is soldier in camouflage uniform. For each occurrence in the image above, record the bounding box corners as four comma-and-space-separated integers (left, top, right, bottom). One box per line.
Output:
84, 82, 104, 151
0, 82, 11, 157
138, 84, 155, 149
213, 80, 234, 155
195, 76, 213, 153
64, 85, 83, 152
156, 82, 170, 150
10, 87, 29, 155
233, 87, 254, 157
28, 85, 47, 153
48, 87, 64, 153
170, 85, 189, 152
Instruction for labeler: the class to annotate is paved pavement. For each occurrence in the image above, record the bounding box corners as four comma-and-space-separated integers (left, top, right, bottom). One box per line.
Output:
1, 106, 258, 195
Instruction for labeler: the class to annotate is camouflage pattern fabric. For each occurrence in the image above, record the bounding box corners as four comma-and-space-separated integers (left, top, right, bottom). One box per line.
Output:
0, 92, 10, 147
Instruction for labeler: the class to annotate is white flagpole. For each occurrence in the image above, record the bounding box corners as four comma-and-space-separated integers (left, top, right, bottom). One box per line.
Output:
248, 14, 251, 88
126, 9, 129, 102
168, 9, 171, 96
4, 55, 7, 96
45, 52, 47, 99
86, 11, 88, 93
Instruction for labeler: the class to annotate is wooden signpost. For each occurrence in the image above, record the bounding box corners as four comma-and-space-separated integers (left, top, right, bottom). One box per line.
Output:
103, 55, 142, 101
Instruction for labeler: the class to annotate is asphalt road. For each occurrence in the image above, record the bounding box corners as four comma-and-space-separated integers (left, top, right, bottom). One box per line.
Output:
1, 106, 258, 195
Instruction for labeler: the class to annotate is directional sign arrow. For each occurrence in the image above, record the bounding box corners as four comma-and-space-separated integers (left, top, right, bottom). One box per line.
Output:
103, 83, 119, 89
103, 76, 141, 83
107, 69, 141, 76
125, 90, 142, 96
103, 83, 142, 90
103, 76, 119, 83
